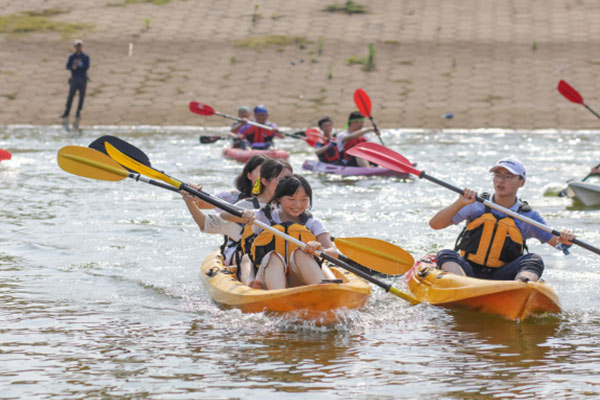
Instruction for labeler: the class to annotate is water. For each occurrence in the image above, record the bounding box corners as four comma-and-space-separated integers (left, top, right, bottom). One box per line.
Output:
1, 125, 600, 399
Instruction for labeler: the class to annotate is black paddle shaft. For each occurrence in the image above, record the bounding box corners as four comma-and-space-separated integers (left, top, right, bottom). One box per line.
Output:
419, 171, 600, 256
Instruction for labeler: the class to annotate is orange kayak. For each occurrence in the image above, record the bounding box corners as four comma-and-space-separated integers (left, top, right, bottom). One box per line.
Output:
405, 255, 561, 321
201, 251, 371, 323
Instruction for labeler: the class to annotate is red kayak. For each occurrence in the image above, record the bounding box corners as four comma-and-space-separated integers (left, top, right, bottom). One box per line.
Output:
222, 147, 290, 163
302, 160, 410, 178
0, 149, 11, 162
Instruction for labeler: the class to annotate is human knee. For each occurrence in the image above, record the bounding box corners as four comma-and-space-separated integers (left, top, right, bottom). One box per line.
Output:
436, 249, 462, 268
516, 253, 544, 280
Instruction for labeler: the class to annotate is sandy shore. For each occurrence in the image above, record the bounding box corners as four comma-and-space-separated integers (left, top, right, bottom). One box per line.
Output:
1, 0, 600, 130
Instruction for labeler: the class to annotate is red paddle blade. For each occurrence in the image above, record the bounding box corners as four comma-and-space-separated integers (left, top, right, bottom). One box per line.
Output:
353, 88, 372, 117
305, 128, 328, 147
558, 80, 584, 105
189, 102, 216, 116
347, 142, 420, 176
0, 149, 11, 161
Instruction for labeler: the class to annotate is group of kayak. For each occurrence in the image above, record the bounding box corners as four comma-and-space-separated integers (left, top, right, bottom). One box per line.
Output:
177, 106, 586, 322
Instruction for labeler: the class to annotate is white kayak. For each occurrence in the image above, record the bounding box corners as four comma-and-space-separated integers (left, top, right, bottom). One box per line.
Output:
567, 181, 600, 206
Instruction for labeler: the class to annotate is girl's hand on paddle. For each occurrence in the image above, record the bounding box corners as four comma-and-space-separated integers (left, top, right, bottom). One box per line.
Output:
591, 167, 600, 174
458, 188, 477, 206
240, 209, 256, 224
323, 247, 339, 259
181, 184, 202, 200
303, 241, 323, 255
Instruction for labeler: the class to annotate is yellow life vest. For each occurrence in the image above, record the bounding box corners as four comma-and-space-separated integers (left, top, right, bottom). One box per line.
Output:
454, 196, 530, 268
250, 207, 316, 266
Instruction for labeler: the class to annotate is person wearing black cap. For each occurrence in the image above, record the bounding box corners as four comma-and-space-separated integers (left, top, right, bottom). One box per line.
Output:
60, 39, 90, 129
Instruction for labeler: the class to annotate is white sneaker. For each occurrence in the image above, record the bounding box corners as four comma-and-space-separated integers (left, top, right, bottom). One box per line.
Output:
62, 116, 69, 131
73, 116, 80, 130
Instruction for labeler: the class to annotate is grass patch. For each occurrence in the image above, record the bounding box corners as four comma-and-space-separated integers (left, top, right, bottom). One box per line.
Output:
325, 1, 367, 14
346, 43, 375, 71
398, 60, 413, 65
483, 95, 503, 103
2, 93, 17, 100
393, 78, 412, 84
384, 40, 400, 45
124, 0, 172, 5
23, 8, 67, 17
0, 13, 93, 37
308, 96, 327, 106
588, 61, 600, 66
233, 35, 308, 49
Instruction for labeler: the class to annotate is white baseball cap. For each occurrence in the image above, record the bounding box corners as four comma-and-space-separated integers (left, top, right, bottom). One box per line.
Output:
490, 157, 526, 180
74, 39, 83, 46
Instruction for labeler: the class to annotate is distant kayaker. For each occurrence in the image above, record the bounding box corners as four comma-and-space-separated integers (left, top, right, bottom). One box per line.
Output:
236, 105, 285, 149
231, 174, 338, 290
313, 117, 342, 165
429, 157, 574, 282
336, 111, 378, 167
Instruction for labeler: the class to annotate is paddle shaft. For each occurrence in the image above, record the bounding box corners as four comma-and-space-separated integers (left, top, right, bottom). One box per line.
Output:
584, 104, 600, 120
177, 183, 417, 303
417, 170, 600, 256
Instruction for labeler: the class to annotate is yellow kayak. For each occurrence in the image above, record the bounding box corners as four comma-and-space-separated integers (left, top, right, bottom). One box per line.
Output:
200, 251, 371, 323
405, 255, 561, 321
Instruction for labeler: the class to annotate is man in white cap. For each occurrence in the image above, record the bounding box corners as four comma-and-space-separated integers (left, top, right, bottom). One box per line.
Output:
61, 39, 90, 130
429, 157, 574, 282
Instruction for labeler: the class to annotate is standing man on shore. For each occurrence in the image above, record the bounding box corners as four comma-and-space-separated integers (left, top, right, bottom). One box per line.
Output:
61, 39, 89, 130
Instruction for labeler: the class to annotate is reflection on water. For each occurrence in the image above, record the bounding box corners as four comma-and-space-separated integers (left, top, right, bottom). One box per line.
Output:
1, 125, 600, 398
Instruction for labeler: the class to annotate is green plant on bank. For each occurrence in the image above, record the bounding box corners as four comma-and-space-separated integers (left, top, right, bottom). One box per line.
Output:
233, 35, 308, 50
143, 18, 150, 30
23, 8, 67, 17
124, 0, 171, 5
589, 61, 600, 66
328, 69, 333, 80
252, 4, 262, 24
483, 95, 503, 103
325, 0, 367, 14
230, 56, 237, 64
346, 43, 375, 71
0, 13, 93, 37
532, 41, 537, 51
318, 36, 324, 55
2, 93, 17, 100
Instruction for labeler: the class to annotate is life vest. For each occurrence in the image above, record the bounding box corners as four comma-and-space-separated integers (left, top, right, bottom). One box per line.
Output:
250, 206, 316, 267
454, 193, 531, 268
317, 140, 341, 164
341, 135, 367, 161
220, 197, 260, 264
242, 125, 275, 146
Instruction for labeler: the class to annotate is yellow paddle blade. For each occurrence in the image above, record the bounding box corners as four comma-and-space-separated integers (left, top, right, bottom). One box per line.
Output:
388, 286, 420, 305
334, 237, 415, 275
105, 142, 182, 189
57, 146, 129, 181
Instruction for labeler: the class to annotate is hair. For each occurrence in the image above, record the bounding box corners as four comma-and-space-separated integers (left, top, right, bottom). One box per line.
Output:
271, 174, 313, 210
234, 155, 267, 199
254, 158, 293, 195
318, 117, 332, 128
347, 111, 364, 125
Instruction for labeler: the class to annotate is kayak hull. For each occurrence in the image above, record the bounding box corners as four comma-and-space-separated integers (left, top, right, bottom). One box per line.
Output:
405, 255, 561, 321
302, 159, 410, 178
201, 251, 371, 323
222, 147, 290, 163
567, 181, 600, 206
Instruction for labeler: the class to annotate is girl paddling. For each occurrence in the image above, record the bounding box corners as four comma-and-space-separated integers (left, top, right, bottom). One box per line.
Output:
235, 174, 338, 290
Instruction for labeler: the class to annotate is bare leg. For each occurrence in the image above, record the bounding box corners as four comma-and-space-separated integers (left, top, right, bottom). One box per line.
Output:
238, 254, 256, 286
355, 157, 371, 167
440, 261, 466, 276
290, 251, 326, 286
264, 254, 287, 290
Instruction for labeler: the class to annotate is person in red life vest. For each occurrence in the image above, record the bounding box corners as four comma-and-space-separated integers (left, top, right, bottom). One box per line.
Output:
237, 105, 284, 149
313, 117, 341, 164
336, 111, 378, 167
429, 157, 574, 282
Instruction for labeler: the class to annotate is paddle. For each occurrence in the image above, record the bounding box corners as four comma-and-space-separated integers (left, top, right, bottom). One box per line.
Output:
305, 128, 334, 148
348, 142, 600, 257
558, 80, 600, 120
0, 149, 11, 161
353, 88, 385, 146
100, 141, 419, 303
86, 135, 414, 276
189, 102, 305, 140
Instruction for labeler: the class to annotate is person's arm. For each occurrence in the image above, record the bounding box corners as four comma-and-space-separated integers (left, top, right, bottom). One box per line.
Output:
79, 54, 89, 72
429, 188, 476, 229
181, 191, 207, 230
231, 120, 247, 133
314, 143, 328, 155
66, 54, 73, 71
591, 167, 600, 174
339, 127, 374, 144
221, 208, 256, 224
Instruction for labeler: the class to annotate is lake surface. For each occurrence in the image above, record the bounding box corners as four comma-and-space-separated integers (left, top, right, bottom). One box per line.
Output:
1, 125, 600, 399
